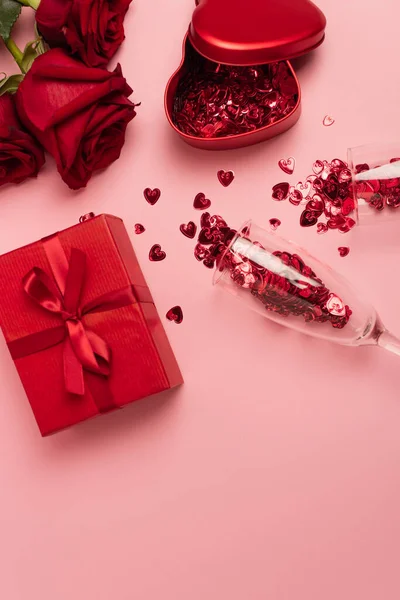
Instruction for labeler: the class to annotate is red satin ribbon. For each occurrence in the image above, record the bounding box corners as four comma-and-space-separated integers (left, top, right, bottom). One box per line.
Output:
8, 242, 139, 411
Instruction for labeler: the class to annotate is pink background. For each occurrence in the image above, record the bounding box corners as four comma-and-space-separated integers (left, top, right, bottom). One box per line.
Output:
1, 1, 400, 598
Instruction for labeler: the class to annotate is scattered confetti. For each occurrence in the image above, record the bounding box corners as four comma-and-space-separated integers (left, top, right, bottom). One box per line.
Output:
194, 214, 352, 329
149, 244, 166, 262
134, 223, 145, 234
272, 182, 290, 201
143, 188, 161, 205
338, 246, 350, 257
269, 218, 281, 231
272, 158, 357, 234
179, 221, 197, 239
172, 48, 298, 139
166, 306, 183, 324
193, 192, 211, 210
323, 115, 335, 127
278, 157, 295, 175
217, 170, 235, 187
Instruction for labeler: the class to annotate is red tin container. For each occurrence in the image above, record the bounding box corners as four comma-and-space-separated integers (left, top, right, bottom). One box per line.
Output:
165, 0, 326, 150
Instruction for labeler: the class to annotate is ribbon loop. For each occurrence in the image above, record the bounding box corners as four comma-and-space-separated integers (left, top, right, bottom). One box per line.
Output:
21, 248, 111, 396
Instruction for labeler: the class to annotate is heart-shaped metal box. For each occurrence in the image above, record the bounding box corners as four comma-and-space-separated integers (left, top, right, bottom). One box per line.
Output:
165, 0, 326, 149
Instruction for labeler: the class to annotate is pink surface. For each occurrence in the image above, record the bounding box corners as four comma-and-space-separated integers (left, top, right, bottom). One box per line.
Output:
1, 1, 400, 598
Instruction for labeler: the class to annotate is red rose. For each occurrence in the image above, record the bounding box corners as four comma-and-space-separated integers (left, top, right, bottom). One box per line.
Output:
16, 49, 137, 190
0, 93, 45, 187
36, 0, 132, 67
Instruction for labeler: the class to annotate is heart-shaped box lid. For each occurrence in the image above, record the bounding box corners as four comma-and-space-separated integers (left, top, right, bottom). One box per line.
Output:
189, 0, 326, 65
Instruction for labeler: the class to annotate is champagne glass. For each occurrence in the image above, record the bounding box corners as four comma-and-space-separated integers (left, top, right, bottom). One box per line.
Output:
213, 221, 400, 356
348, 142, 400, 225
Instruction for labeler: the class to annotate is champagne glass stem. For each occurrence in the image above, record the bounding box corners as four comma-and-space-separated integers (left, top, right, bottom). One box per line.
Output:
377, 330, 400, 357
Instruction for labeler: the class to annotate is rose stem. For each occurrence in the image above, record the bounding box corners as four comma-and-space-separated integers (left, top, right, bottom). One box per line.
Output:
3, 38, 23, 71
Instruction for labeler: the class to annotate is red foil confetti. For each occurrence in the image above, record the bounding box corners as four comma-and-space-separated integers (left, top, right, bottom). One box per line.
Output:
194, 214, 352, 329
272, 158, 357, 234
180, 221, 197, 239
149, 244, 166, 262
166, 306, 183, 324
278, 157, 295, 175
193, 193, 211, 210
323, 115, 335, 127
172, 46, 298, 139
143, 188, 161, 205
272, 182, 290, 201
269, 218, 281, 231
134, 223, 145, 234
217, 170, 235, 187
338, 246, 350, 257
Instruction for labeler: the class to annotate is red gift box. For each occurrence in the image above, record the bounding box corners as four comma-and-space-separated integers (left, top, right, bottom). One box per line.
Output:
0, 214, 183, 436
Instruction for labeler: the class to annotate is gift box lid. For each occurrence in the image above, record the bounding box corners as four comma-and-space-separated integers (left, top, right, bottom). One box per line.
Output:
189, 0, 327, 66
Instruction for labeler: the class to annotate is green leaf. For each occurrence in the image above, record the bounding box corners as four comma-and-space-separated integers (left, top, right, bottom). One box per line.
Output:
20, 39, 42, 73
20, 36, 47, 73
0, 0, 22, 41
0, 73, 24, 95
34, 24, 49, 54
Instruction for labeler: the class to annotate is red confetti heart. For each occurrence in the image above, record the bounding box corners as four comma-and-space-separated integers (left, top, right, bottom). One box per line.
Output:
217, 170, 235, 187
144, 188, 161, 205
166, 306, 183, 324
278, 157, 295, 175
269, 218, 281, 231
272, 182, 290, 201
193, 193, 211, 210
180, 221, 197, 239
323, 115, 335, 127
300, 210, 318, 227
203, 257, 215, 269
149, 244, 166, 261
134, 223, 145, 234
288, 188, 303, 206
306, 194, 324, 215
194, 243, 210, 261
317, 223, 328, 235
338, 246, 350, 257
296, 180, 312, 199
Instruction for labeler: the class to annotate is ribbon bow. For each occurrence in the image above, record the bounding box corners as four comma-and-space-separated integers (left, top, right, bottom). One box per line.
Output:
12, 247, 137, 399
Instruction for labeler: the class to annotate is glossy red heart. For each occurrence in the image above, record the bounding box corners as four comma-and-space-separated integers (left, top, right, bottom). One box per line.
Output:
338, 246, 350, 258
149, 244, 166, 262
300, 210, 318, 227
217, 170, 235, 187
323, 115, 335, 127
180, 221, 197, 239
296, 180, 312, 199
166, 306, 183, 324
278, 157, 295, 175
288, 188, 303, 206
194, 243, 210, 261
306, 194, 324, 214
144, 188, 161, 205
190, 0, 326, 65
269, 218, 281, 231
193, 192, 211, 210
272, 182, 290, 201
134, 223, 145, 234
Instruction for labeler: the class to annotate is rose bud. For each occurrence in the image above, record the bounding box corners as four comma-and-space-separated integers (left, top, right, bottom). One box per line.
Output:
0, 93, 44, 186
